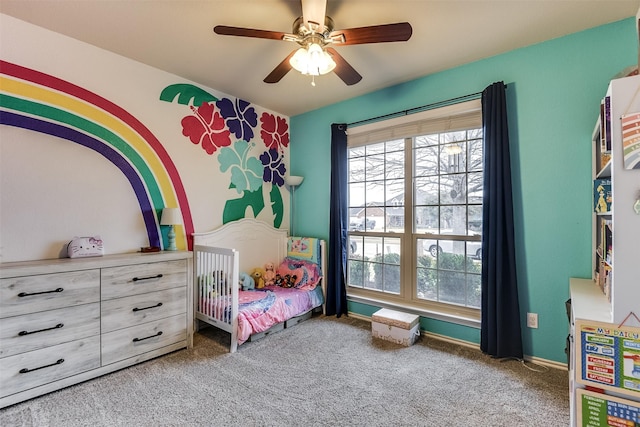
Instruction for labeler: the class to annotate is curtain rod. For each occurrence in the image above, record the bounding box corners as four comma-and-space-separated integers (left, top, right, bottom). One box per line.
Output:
347, 90, 489, 128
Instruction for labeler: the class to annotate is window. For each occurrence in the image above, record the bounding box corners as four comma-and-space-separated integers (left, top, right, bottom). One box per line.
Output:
346, 100, 483, 322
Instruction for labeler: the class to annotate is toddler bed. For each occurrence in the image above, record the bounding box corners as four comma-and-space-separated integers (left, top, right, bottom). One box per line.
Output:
193, 218, 325, 352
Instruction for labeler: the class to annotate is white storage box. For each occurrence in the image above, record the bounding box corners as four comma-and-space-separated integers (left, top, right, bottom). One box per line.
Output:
371, 308, 420, 346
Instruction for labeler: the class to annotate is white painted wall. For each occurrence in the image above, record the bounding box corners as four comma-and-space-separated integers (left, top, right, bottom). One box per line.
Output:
0, 14, 291, 262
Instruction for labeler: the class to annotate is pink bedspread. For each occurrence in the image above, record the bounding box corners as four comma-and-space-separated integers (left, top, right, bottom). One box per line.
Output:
236, 286, 317, 344
201, 285, 322, 345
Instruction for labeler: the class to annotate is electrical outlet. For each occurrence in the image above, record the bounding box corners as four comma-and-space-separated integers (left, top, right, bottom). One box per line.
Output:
527, 312, 538, 329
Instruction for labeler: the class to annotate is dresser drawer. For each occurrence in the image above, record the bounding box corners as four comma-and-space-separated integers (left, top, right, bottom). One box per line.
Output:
0, 270, 100, 318
101, 313, 187, 365
0, 336, 100, 398
0, 303, 100, 358
101, 287, 186, 333
101, 260, 187, 300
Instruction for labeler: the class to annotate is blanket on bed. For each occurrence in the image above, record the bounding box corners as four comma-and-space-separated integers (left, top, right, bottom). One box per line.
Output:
200, 285, 323, 344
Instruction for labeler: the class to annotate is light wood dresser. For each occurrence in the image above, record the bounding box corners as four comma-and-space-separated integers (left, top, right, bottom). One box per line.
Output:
0, 251, 192, 408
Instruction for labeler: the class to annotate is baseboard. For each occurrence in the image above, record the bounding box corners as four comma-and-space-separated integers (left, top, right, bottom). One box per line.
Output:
347, 311, 374, 323
522, 355, 567, 371
421, 330, 480, 350
348, 311, 567, 371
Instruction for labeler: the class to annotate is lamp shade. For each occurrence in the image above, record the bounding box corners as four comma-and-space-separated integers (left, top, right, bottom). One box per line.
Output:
285, 175, 304, 187
160, 208, 182, 225
289, 44, 335, 76
444, 143, 463, 155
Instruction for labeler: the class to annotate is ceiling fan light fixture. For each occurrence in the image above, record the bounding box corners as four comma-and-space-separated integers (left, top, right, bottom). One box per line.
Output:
214, 1, 411, 86
289, 43, 336, 77
444, 143, 463, 155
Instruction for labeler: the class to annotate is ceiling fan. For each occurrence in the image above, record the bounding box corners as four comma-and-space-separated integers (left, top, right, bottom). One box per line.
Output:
213, 0, 412, 86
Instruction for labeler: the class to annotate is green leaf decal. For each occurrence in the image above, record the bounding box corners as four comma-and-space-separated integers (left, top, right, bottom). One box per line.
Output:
270, 185, 284, 228
222, 187, 265, 224
159, 84, 217, 106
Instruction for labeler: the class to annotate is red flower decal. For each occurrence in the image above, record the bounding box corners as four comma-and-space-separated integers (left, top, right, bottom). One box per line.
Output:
181, 102, 231, 155
260, 112, 289, 152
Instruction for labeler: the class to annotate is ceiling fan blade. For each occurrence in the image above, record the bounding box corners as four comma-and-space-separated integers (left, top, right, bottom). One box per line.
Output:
301, 0, 327, 31
330, 22, 412, 45
264, 51, 296, 84
326, 48, 362, 86
214, 25, 289, 41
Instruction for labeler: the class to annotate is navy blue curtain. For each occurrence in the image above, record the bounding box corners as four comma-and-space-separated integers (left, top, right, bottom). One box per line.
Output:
326, 123, 349, 317
480, 82, 523, 359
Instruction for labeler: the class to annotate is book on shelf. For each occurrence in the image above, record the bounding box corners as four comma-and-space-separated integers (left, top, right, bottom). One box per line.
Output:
597, 259, 612, 299
604, 96, 612, 151
593, 178, 612, 213
600, 102, 606, 152
602, 219, 612, 260
596, 217, 612, 263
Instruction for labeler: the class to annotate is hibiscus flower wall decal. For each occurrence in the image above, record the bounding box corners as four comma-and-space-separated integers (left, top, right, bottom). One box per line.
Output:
181, 102, 231, 154
260, 113, 289, 151
160, 83, 290, 228
219, 140, 264, 194
217, 98, 258, 142
260, 148, 286, 187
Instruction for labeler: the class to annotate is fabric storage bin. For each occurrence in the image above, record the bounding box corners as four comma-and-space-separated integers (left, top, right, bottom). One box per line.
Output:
371, 308, 420, 346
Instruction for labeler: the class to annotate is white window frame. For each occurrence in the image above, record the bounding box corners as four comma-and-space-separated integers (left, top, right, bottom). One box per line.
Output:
346, 99, 483, 327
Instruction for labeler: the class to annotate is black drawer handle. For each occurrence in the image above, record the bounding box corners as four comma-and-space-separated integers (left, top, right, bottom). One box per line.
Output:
18, 288, 64, 297
133, 331, 163, 342
132, 274, 163, 282
132, 302, 163, 312
19, 323, 64, 336
19, 358, 64, 374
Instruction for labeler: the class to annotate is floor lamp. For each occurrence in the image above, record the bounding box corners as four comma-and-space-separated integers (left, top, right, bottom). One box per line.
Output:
285, 175, 304, 236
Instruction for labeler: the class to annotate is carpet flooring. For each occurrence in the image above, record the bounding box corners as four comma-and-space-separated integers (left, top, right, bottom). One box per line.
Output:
0, 315, 569, 426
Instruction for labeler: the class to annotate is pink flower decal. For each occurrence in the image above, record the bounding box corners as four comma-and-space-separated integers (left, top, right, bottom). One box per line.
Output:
260, 112, 289, 152
181, 102, 231, 155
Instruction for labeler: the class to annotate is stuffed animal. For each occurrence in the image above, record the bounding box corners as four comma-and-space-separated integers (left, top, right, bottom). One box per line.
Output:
263, 262, 276, 286
282, 274, 297, 288
274, 273, 283, 287
289, 274, 298, 288
239, 272, 255, 291
250, 267, 265, 289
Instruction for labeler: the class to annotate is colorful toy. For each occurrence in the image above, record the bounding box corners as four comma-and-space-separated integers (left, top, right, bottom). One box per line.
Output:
281, 274, 297, 288
289, 274, 298, 288
239, 272, 255, 291
250, 267, 265, 289
274, 273, 283, 286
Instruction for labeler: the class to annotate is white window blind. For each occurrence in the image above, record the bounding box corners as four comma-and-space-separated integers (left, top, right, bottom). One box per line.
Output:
347, 99, 481, 147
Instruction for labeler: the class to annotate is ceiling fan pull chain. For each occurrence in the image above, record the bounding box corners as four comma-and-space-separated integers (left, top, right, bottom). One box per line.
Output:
311, 75, 316, 87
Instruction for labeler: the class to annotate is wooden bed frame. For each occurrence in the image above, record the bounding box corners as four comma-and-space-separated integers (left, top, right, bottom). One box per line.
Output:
192, 218, 325, 352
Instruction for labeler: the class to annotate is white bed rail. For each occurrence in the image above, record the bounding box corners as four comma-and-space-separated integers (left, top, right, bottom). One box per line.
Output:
193, 245, 239, 352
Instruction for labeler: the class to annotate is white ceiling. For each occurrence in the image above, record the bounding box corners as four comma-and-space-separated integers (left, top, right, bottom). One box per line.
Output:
1, 0, 638, 116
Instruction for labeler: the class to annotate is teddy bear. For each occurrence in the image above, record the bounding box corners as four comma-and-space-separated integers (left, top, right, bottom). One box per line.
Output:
238, 272, 255, 291
263, 262, 276, 286
250, 267, 265, 289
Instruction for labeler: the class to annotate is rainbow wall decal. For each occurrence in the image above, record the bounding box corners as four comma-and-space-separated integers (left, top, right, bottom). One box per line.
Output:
0, 60, 193, 250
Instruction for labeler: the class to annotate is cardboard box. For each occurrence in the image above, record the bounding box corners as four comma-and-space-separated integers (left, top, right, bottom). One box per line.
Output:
371, 308, 420, 346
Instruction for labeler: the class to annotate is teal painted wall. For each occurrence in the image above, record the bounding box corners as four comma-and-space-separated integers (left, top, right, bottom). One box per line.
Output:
290, 18, 637, 363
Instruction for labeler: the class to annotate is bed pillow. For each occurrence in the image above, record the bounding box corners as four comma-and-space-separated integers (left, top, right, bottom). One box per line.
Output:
277, 257, 322, 290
